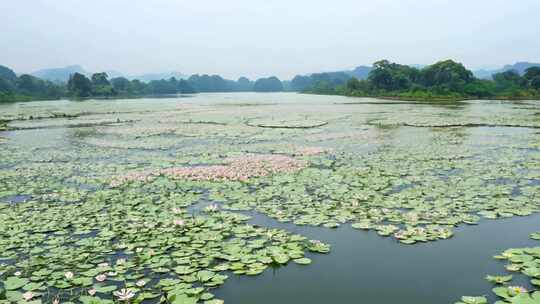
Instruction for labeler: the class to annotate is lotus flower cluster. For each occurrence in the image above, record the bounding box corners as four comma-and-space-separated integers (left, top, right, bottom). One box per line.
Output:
111, 154, 307, 186
163, 154, 308, 181
110, 170, 157, 187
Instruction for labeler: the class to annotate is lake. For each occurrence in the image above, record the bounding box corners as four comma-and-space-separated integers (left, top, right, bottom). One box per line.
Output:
0, 93, 539, 304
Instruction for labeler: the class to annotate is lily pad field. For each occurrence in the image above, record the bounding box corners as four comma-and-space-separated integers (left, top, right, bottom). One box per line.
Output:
0, 92, 539, 304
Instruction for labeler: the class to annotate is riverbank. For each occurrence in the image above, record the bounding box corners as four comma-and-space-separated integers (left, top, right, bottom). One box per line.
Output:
306, 91, 540, 102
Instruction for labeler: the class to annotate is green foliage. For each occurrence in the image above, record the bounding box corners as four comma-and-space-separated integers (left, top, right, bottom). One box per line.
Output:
0, 65, 63, 102
369, 59, 419, 91
307, 59, 540, 101
524, 67, 540, 90
68, 72, 93, 97
253, 76, 283, 92
188, 74, 231, 92
304, 81, 336, 94
291, 72, 352, 92
235, 76, 254, 91
0, 65, 17, 82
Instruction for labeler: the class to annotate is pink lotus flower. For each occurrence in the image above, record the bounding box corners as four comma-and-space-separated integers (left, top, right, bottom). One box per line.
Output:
64, 271, 74, 279
52, 297, 60, 304
174, 219, 185, 226
88, 288, 97, 296
95, 274, 107, 282
22, 292, 34, 301
14, 271, 21, 276
135, 247, 143, 253
135, 280, 146, 287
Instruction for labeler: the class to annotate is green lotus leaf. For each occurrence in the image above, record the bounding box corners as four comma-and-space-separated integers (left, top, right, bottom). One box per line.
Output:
3, 277, 29, 290
459, 296, 488, 304
196, 270, 215, 282
293, 258, 312, 265
486, 275, 513, 284
79, 296, 114, 304
169, 294, 197, 304
92, 284, 118, 293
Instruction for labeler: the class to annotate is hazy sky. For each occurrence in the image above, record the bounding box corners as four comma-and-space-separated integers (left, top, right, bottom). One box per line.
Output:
1, 0, 539, 79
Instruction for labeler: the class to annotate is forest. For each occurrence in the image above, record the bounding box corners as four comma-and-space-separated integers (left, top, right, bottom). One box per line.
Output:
0, 66, 286, 102
302, 60, 540, 100
2, 59, 540, 102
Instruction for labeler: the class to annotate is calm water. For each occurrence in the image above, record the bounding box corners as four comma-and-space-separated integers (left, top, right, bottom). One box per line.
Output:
1, 93, 539, 304
216, 211, 540, 304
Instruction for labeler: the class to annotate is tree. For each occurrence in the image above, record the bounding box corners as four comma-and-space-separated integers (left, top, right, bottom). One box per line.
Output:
110, 77, 131, 92
0, 65, 17, 82
420, 60, 473, 91
253, 76, 283, 92
68, 72, 93, 97
177, 79, 196, 93
290, 75, 312, 91
148, 78, 177, 94
493, 70, 523, 94
0, 77, 15, 93
531, 76, 540, 90
524, 67, 540, 89
188, 74, 231, 92
235, 77, 253, 91
524, 67, 540, 80
309, 80, 335, 94
130, 79, 148, 94
368, 60, 419, 91
90, 73, 115, 97
91, 73, 110, 86
17, 74, 46, 95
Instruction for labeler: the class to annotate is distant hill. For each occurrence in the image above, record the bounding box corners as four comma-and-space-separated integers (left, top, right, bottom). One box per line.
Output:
128, 72, 187, 82
32, 65, 86, 83
104, 70, 124, 79
345, 66, 372, 80
30, 65, 188, 83
473, 62, 540, 79
0, 65, 18, 82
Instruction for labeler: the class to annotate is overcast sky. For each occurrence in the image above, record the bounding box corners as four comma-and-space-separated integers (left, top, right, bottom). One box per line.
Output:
1, 0, 539, 79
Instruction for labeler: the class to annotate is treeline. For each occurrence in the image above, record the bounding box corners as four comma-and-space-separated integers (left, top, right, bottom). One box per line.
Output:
0, 65, 287, 101
66, 73, 287, 97
3, 60, 540, 102
0, 65, 66, 102
302, 60, 540, 100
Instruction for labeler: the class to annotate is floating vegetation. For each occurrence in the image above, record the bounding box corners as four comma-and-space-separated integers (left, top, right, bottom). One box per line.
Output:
0, 95, 539, 303
457, 233, 540, 304
0, 183, 329, 303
